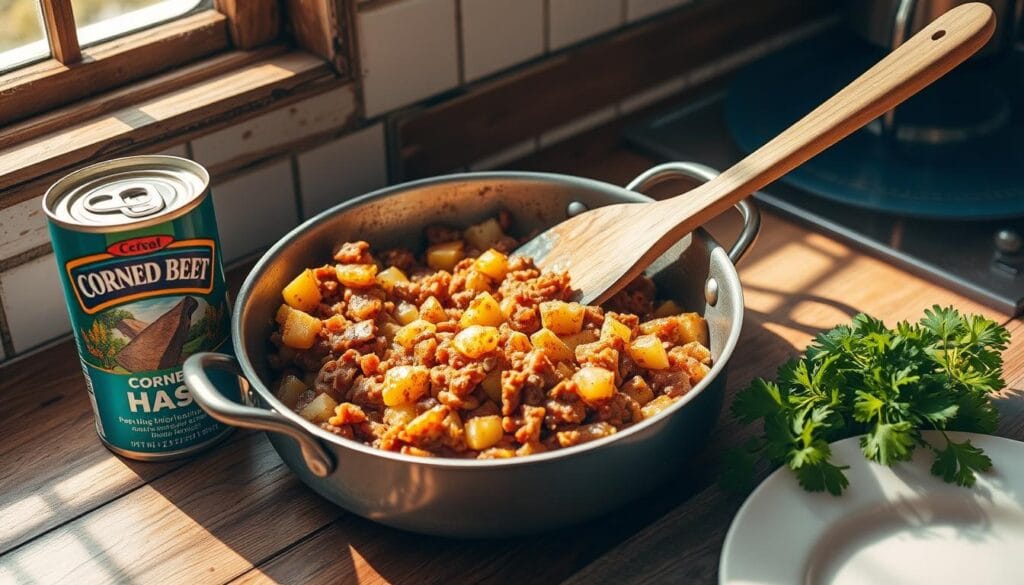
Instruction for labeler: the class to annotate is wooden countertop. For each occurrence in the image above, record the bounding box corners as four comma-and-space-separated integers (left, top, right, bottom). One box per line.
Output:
3, 122, 1023, 585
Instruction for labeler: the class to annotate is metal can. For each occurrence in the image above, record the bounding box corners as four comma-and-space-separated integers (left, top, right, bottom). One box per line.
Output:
44, 155, 236, 461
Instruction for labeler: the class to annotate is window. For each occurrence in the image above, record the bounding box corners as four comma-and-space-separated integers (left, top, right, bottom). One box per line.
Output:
0, 0, 287, 127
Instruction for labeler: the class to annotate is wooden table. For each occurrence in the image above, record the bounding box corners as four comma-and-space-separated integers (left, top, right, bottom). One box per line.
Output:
3, 129, 1023, 585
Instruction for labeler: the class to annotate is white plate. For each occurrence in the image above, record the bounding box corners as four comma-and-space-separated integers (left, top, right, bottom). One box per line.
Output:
720, 431, 1024, 585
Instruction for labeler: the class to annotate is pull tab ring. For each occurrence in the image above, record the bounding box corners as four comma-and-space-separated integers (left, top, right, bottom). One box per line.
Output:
83, 185, 166, 219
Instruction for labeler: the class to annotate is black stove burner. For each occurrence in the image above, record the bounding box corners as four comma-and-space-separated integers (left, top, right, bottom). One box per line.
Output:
724, 33, 1024, 219
623, 92, 1024, 314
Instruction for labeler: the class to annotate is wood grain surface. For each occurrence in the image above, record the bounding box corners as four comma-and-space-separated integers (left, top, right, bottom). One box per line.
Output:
1, 119, 1021, 585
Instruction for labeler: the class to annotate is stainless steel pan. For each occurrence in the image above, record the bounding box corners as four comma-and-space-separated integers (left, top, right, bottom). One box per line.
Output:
183, 162, 759, 537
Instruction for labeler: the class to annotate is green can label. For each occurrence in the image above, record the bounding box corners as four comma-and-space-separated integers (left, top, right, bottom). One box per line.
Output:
49, 189, 234, 457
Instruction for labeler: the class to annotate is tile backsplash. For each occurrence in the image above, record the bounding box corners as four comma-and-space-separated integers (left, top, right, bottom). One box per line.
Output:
0, 0, 829, 361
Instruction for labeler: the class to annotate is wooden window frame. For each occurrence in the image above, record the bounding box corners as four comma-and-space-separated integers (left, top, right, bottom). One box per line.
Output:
0, 0, 284, 127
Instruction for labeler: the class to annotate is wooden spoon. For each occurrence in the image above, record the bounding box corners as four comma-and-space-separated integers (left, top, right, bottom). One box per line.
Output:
516, 3, 995, 305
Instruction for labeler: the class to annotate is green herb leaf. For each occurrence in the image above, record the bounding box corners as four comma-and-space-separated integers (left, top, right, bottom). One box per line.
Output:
931, 438, 993, 487
725, 307, 1008, 495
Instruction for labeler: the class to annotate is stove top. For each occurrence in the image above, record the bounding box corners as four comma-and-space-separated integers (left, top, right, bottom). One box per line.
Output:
624, 92, 1024, 314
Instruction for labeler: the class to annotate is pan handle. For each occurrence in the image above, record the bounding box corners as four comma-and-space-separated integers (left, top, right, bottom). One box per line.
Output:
626, 162, 761, 264
183, 352, 335, 478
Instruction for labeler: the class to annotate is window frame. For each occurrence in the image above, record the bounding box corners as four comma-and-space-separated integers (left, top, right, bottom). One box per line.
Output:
0, 0, 283, 126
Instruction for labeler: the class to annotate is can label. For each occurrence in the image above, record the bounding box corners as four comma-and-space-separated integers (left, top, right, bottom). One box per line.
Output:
50, 195, 233, 455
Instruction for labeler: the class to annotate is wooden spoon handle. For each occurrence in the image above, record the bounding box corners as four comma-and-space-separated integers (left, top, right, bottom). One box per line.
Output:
657, 2, 995, 233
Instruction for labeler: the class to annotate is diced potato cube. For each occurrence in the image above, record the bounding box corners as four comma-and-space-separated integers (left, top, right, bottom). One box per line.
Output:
629, 334, 670, 370
275, 304, 293, 326
573, 366, 616, 404
380, 321, 402, 341
474, 249, 509, 280
601, 315, 632, 344
382, 365, 431, 406
480, 369, 503, 403
336, 263, 378, 288
282, 269, 321, 312
276, 374, 308, 408
640, 313, 709, 347
282, 309, 323, 349
555, 361, 576, 381
376, 266, 409, 291
677, 312, 710, 347
426, 240, 465, 271
419, 296, 447, 323
298, 392, 337, 423
394, 319, 437, 349
464, 270, 491, 293
560, 329, 598, 352
499, 296, 517, 319
653, 299, 683, 318
465, 415, 504, 450
641, 395, 675, 419
460, 292, 504, 327
530, 327, 574, 363
621, 376, 655, 406
453, 325, 500, 358
506, 331, 532, 353
394, 301, 419, 325
539, 301, 585, 335
384, 403, 418, 427
464, 218, 505, 251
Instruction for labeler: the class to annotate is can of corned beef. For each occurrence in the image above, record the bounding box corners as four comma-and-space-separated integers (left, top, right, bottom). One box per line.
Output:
43, 155, 236, 461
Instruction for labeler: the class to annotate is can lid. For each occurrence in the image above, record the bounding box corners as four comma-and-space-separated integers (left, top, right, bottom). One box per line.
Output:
44, 155, 210, 232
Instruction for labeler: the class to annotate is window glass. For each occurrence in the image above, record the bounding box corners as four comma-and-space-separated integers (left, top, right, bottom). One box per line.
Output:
73, 0, 203, 48
0, 0, 50, 73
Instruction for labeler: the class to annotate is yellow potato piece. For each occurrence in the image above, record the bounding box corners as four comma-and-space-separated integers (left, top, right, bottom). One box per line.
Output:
506, 331, 532, 353
426, 240, 465, 271
298, 392, 337, 423
561, 329, 599, 352
530, 327, 574, 363
394, 301, 420, 325
573, 366, 616, 404
641, 395, 675, 419
384, 403, 418, 427
282, 268, 321, 312
628, 334, 670, 370
464, 270, 491, 293
473, 249, 509, 280
394, 319, 437, 349
382, 365, 431, 406
539, 301, 585, 335
465, 415, 504, 450
463, 218, 505, 251
419, 296, 447, 323
453, 325, 500, 358
480, 369, 503, 403
282, 309, 323, 349
376, 266, 409, 291
600, 315, 632, 344
460, 292, 504, 327
275, 303, 293, 326
653, 299, 683, 318
336, 263, 378, 288
276, 374, 308, 408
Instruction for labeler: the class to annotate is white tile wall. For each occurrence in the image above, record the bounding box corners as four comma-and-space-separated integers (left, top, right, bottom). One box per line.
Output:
0, 196, 49, 261
192, 87, 357, 168
461, 0, 544, 82
469, 138, 537, 171
297, 123, 389, 218
548, 0, 623, 51
626, 0, 689, 22
538, 106, 617, 148
211, 160, 299, 263
0, 254, 70, 353
358, 0, 459, 117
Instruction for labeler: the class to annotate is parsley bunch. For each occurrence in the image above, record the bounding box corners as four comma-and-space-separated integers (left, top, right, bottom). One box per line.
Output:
726, 306, 1010, 495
